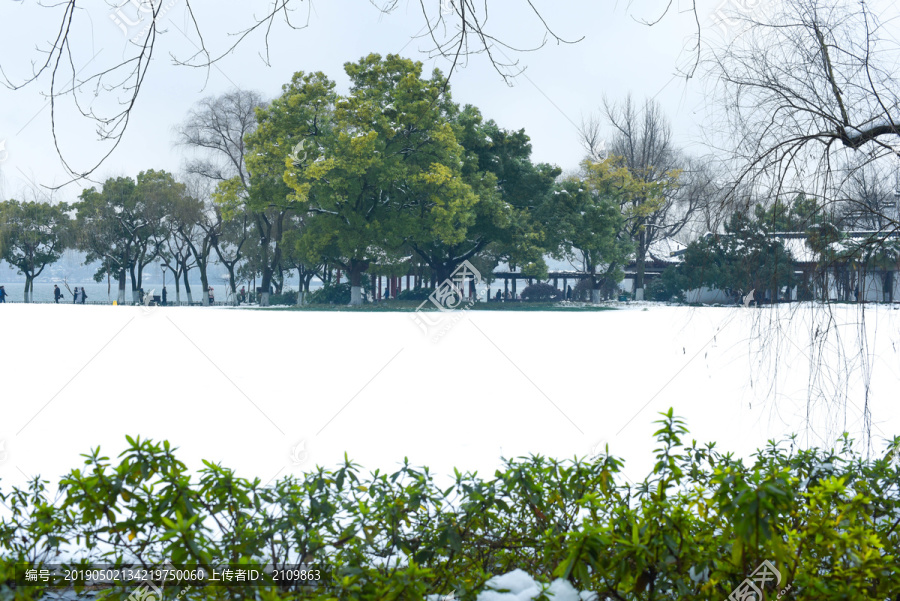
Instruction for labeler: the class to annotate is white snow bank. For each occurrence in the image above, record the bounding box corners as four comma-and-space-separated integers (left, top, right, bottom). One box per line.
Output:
0, 303, 897, 497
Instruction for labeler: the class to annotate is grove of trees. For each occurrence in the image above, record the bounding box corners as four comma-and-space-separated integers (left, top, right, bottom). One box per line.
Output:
3, 54, 713, 307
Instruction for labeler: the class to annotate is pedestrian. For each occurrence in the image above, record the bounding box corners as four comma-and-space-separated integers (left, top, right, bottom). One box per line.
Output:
494, 289, 501, 302
162, 286, 167, 306
208, 286, 215, 305
73, 287, 79, 304
0, 285, 7, 303
53, 285, 62, 303
239, 286, 245, 305
81, 287, 88, 304
138, 287, 145, 304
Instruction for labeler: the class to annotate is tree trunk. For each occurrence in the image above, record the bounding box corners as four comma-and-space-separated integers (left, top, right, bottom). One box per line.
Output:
227, 267, 238, 306
200, 264, 209, 307
258, 265, 271, 305
254, 211, 280, 307
297, 269, 303, 306
117, 269, 127, 304
271, 211, 286, 296
183, 267, 193, 304
589, 269, 602, 304
350, 286, 362, 305
137, 262, 145, 297
24, 275, 33, 303
433, 263, 453, 286
129, 266, 140, 304
348, 260, 369, 306
635, 230, 646, 301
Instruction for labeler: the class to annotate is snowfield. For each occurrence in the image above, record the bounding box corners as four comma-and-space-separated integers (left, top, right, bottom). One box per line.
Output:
1, 303, 899, 493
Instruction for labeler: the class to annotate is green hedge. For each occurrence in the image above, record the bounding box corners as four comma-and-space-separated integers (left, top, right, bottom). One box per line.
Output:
396, 287, 432, 301
1, 411, 899, 600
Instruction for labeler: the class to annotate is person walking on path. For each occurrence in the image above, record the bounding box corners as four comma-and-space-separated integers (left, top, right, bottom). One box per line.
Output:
0, 286, 7, 303
80, 288, 88, 304
54, 285, 62, 303
239, 286, 245, 305
162, 286, 167, 306
73, 287, 79, 304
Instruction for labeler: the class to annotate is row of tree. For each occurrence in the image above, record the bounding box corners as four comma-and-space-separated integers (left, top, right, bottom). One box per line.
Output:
4, 49, 896, 306
0, 54, 697, 306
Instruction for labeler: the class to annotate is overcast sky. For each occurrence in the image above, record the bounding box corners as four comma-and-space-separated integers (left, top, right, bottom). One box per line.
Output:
0, 0, 723, 202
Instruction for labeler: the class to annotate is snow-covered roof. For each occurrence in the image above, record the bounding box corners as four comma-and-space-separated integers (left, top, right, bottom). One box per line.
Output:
778, 237, 817, 264
754, 232, 898, 264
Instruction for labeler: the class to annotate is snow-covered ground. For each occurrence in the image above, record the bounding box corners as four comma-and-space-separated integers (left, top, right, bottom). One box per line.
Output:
1, 303, 898, 493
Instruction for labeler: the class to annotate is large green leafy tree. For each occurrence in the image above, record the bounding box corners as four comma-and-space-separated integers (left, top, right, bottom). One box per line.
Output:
283, 54, 485, 304
0, 199, 71, 302
539, 158, 635, 303
75, 177, 140, 304
225, 73, 335, 306
131, 170, 186, 300
408, 105, 558, 283
75, 172, 176, 304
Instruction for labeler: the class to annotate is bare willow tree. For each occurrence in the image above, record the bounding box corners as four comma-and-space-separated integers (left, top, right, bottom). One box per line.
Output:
177, 90, 263, 187
708, 0, 900, 226
835, 160, 899, 231
676, 155, 734, 238
176, 89, 265, 303
704, 0, 900, 451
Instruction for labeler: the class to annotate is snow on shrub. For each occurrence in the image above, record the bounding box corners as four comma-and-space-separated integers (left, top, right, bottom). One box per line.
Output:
475, 569, 595, 601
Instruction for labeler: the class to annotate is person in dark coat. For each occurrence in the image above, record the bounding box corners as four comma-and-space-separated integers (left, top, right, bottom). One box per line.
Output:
0, 286, 7, 303
73, 287, 79, 303
162, 286, 167, 306
80, 288, 88, 304
54, 285, 62, 303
